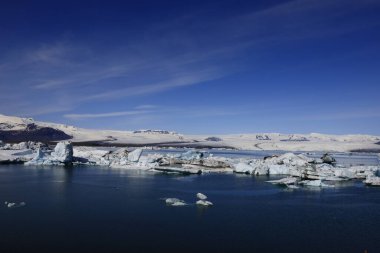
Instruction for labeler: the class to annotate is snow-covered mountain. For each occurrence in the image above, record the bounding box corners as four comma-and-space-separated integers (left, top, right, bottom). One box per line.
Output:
1, 114, 379, 152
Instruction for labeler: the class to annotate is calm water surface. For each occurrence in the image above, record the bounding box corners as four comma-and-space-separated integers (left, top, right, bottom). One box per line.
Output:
0, 164, 379, 253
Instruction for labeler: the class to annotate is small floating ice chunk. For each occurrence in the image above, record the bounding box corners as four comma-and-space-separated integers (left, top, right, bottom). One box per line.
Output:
301, 180, 333, 188
5, 201, 26, 208
196, 193, 207, 200
171, 201, 187, 206
165, 198, 186, 206
7, 202, 16, 208
196, 200, 213, 206
266, 177, 298, 186
165, 198, 181, 204
364, 175, 380, 186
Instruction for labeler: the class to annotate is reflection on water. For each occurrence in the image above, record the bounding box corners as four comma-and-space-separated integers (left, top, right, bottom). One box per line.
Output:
0, 164, 379, 253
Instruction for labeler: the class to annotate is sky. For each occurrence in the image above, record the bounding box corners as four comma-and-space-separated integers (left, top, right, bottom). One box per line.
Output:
0, 0, 380, 135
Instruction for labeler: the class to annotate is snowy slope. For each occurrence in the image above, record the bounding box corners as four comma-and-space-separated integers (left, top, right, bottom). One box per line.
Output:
1, 114, 379, 152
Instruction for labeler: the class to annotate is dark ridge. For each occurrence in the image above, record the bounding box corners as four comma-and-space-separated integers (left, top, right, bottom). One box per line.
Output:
26, 123, 38, 130
0, 127, 72, 143
256, 135, 271, 141
205, 137, 222, 142
70, 140, 235, 149
376, 141, 380, 145
350, 148, 380, 153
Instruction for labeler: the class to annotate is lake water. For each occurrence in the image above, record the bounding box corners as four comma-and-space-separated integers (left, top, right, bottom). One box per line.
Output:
1, 164, 380, 253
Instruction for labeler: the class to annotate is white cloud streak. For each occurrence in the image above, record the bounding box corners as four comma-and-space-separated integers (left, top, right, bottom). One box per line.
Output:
1, 0, 379, 118
64, 110, 151, 119
82, 68, 224, 101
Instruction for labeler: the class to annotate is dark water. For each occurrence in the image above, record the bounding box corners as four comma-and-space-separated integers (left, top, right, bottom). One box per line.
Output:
1, 165, 380, 253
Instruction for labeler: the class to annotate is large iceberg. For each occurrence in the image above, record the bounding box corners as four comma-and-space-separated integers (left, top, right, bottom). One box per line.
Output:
25, 141, 73, 165
51, 141, 73, 163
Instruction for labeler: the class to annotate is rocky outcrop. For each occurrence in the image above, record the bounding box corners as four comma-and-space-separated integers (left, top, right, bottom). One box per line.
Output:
205, 137, 222, 142
0, 126, 72, 143
256, 134, 271, 140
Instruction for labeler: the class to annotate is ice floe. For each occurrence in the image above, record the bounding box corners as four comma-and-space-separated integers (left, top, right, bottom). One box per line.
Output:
364, 175, 380, 186
5, 201, 26, 208
165, 198, 187, 206
196, 200, 213, 206
196, 193, 208, 200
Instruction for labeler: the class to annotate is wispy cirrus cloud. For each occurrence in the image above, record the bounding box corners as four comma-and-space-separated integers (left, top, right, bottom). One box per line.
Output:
1, 0, 379, 123
82, 68, 224, 101
64, 110, 151, 119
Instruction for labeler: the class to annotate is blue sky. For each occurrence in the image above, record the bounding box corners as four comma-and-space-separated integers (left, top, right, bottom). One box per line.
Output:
1, 0, 379, 134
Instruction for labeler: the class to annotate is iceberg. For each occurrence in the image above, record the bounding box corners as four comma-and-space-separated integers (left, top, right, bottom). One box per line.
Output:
196, 200, 213, 206
128, 148, 142, 162
5, 201, 26, 208
51, 141, 73, 163
196, 193, 208, 200
266, 177, 298, 186
165, 198, 187, 206
300, 180, 333, 188
321, 153, 336, 164
364, 175, 380, 186
233, 162, 255, 174
25, 141, 73, 165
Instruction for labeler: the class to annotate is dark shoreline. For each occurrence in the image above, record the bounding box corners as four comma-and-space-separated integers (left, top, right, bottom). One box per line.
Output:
349, 149, 380, 153
68, 140, 237, 150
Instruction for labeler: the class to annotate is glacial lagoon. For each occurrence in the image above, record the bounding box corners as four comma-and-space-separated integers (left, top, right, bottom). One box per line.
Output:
1, 153, 380, 253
